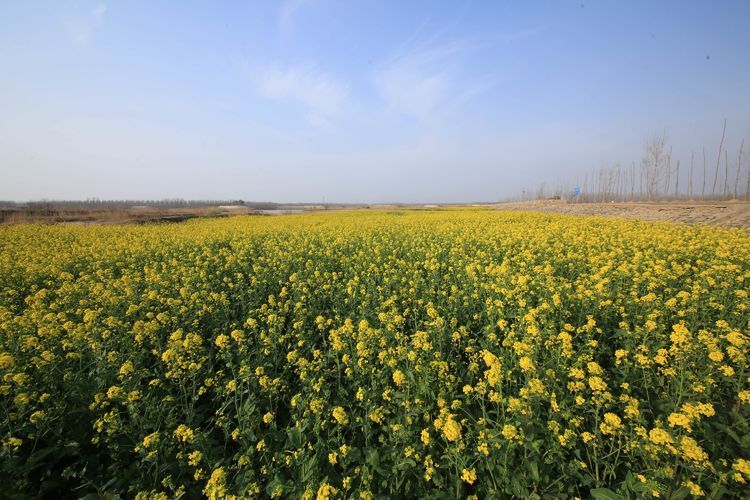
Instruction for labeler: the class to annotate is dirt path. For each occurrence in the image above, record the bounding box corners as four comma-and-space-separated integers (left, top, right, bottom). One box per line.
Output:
488, 200, 750, 229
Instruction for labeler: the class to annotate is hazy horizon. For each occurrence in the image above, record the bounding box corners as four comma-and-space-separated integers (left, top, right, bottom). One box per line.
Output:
2, 1, 749, 203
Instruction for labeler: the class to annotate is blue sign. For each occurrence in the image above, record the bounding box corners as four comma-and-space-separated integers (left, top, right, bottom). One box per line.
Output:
572, 186, 581, 197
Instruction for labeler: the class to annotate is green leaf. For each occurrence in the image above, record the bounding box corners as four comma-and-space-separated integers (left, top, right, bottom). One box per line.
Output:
301, 456, 317, 483
528, 461, 540, 482
511, 477, 528, 497
395, 458, 416, 471
669, 487, 690, 500
366, 449, 380, 469
286, 427, 303, 448
590, 488, 624, 500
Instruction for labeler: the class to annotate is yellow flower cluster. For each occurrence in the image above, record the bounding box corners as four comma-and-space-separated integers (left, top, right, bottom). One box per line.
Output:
1, 209, 749, 498
332, 406, 348, 425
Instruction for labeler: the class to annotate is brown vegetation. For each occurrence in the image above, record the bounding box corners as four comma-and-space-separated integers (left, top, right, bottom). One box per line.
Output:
0, 205, 257, 225
490, 199, 750, 229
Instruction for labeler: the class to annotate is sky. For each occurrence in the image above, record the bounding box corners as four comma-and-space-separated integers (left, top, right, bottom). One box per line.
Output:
1, 1, 749, 203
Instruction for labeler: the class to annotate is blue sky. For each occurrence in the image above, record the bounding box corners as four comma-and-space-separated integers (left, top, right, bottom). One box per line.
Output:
1, 1, 749, 202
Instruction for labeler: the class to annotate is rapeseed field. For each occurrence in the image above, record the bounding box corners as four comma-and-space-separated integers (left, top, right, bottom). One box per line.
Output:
1, 209, 749, 498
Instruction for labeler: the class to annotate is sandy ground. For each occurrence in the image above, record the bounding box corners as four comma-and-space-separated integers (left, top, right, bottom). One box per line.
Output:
489, 200, 750, 229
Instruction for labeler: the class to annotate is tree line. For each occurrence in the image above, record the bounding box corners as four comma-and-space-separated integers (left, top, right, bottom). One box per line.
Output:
514, 120, 750, 203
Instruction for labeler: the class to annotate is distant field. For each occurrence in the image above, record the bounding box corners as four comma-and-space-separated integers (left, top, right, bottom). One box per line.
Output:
1, 210, 749, 498
492, 200, 750, 229
0, 204, 323, 225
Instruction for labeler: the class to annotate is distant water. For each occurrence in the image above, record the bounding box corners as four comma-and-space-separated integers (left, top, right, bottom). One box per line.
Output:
257, 209, 306, 215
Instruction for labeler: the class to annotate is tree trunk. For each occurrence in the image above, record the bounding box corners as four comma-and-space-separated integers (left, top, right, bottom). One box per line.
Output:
639, 168, 643, 201
734, 139, 744, 199
712, 119, 727, 198
723, 150, 729, 199
665, 148, 672, 200
688, 151, 694, 199
702, 147, 707, 199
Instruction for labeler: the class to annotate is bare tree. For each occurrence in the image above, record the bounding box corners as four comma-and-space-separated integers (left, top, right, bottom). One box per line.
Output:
664, 146, 673, 199
688, 152, 694, 199
723, 150, 729, 199
702, 147, 707, 199
734, 139, 745, 200
712, 119, 727, 198
641, 133, 668, 201
674, 159, 680, 199
583, 173, 589, 201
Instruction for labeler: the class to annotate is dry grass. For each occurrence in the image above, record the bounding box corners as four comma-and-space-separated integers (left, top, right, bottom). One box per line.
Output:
0, 206, 258, 225
488, 199, 750, 228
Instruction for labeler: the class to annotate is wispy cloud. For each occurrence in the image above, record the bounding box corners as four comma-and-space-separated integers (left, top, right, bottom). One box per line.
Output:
68, 3, 107, 46
371, 19, 546, 123
373, 39, 481, 122
254, 63, 350, 128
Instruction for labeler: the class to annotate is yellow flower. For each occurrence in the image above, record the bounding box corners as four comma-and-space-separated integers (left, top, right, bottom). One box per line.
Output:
332, 406, 348, 425
588, 376, 608, 392
670, 324, 690, 345
316, 483, 337, 500
215, 334, 230, 349
569, 368, 585, 379
733, 458, 750, 475
720, 365, 735, 377
174, 425, 195, 443
309, 398, 324, 414
392, 370, 406, 386
263, 412, 274, 424
667, 413, 691, 431
107, 385, 124, 399
726, 330, 745, 347
502, 424, 519, 440
684, 481, 704, 497
600, 413, 622, 435
519, 356, 535, 372
679, 436, 708, 464
230, 329, 244, 343
25, 408, 46, 424
421, 428, 430, 446
442, 417, 462, 441
118, 360, 134, 377
648, 428, 673, 446
587, 362, 603, 375
188, 450, 202, 466
3, 437, 22, 451
461, 468, 477, 485
369, 408, 384, 424
0, 353, 15, 370
142, 431, 159, 449
708, 350, 724, 362
203, 467, 228, 500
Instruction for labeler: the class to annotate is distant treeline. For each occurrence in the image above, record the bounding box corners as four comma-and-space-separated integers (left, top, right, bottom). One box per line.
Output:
0, 199, 283, 211
514, 120, 750, 203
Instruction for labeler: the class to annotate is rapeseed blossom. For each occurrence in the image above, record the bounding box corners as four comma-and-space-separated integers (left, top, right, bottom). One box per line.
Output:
0, 209, 748, 498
